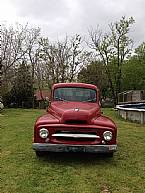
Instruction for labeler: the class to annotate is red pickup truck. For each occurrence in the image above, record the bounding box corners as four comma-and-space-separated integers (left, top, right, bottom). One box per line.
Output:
33, 83, 117, 157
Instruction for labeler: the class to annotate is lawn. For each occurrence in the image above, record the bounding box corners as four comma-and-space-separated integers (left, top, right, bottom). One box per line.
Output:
1, 108, 145, 193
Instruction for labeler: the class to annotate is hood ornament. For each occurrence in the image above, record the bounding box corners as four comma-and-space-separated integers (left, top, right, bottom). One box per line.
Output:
74, 108, 79, 112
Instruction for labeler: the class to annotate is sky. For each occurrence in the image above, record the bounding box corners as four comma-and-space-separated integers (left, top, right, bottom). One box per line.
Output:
0, 0, 145, 47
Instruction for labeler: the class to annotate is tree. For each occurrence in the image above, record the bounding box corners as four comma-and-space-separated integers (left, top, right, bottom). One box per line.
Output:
26, 27, 41, 107
78, 61, 109, 98
8, 61, 33, 108
88, 16, 135, 105
38, 35, 87, 86
38, 37, 62, 86
67, 34, 86, 82
122, 42, 145, 90
1, 23, 41, 102
1, 24, 28, 88
135, 42, 145, 59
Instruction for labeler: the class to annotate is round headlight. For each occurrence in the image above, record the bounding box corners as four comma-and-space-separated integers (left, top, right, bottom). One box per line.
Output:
39, 128, 49, 138
103, 131, 112, 141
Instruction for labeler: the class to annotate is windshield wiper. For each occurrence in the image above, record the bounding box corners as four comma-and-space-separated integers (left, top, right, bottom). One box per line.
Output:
54, 97, 68, 102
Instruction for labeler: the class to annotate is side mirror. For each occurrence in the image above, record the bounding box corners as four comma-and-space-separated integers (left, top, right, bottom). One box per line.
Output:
99, 100, 101, 106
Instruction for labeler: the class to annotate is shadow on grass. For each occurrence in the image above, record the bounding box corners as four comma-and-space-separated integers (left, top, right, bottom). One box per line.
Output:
35, 152, 117, 166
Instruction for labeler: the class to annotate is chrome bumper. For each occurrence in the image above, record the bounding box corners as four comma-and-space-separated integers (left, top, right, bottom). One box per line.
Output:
32, 143, 117, 153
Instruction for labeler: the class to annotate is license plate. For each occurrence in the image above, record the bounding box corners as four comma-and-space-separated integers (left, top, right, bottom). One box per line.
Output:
65, 146, 85, 152
109, 146, 116, 150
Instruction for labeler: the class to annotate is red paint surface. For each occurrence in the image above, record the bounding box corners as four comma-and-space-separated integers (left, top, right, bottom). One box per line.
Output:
34, 83, 117, 145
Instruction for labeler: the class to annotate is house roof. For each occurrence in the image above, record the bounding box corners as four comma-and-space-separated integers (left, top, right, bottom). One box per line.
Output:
34, 90, 50, 101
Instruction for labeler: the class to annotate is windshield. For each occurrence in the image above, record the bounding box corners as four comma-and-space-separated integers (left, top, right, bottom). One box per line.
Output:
53, 87, 97, 102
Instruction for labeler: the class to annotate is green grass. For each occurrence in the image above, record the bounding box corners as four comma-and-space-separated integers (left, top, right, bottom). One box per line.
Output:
1, 108, 145, 193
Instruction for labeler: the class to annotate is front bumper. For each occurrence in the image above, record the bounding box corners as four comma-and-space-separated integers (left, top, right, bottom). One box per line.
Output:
32, 143, 117, 153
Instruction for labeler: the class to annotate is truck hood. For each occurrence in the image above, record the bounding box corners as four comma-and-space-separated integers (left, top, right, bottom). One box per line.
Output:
35, 102, 116, 129
48, 101, 101, 124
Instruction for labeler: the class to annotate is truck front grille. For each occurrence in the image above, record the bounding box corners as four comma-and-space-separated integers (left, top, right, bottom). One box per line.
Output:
51, 130, 100, 143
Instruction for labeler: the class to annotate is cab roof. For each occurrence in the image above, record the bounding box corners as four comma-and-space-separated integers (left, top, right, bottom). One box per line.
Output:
52, 83, 98, 91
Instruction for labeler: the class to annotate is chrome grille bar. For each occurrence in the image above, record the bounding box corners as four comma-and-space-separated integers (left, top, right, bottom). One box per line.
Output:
52, 133, 100, 139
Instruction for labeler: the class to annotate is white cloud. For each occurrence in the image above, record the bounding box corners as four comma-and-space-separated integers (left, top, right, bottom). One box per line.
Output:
0, 0, 145, 46
0, 0, 17, 22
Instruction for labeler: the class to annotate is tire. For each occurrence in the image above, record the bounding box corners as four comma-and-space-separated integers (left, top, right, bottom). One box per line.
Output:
106, 152, 114, 157
35, 151, 45, 157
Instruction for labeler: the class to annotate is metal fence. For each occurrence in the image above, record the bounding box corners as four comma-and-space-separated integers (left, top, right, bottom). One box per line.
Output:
118, 90, 145, 104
